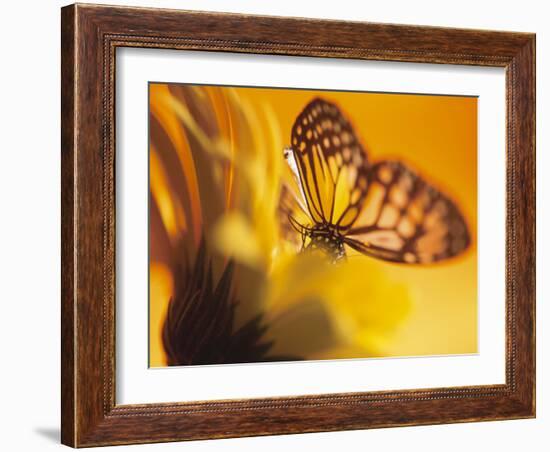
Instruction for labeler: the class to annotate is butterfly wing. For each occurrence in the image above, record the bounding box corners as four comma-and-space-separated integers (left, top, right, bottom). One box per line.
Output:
278, 177, 312, 247
344, 160, 471, 263
289, 98, 370, 231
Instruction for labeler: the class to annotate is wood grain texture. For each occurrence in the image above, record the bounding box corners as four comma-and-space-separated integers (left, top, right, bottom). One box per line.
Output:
60, 5, 76, 446
60, 3, 536, 447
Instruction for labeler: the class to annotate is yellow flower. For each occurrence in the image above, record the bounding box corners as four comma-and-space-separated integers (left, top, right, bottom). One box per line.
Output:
149, 84, 411, 366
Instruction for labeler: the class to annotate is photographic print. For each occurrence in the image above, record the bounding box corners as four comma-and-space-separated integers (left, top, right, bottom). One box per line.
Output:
61, 6, 535, 444
148, 83, 477, 367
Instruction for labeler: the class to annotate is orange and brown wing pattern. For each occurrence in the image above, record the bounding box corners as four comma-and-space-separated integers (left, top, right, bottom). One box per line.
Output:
345, 160, 471, 264
290, 97, 370, 231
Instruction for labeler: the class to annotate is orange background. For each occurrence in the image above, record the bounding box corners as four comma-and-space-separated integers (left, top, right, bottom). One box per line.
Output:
149, 85, 477, 365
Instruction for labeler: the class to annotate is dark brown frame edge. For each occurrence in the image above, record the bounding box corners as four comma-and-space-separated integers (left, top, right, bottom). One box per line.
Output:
61, 3, 535, 447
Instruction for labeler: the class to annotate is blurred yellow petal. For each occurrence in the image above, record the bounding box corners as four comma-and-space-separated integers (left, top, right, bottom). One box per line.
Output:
265, 253, 410, 356
166, 92, 232, 161
265, 299, 338, 358
205, 88, 236, 208
149, 263, 174, 367
150, 147, 187, 241
150, 84, 202, 242
211, 212, 263, 268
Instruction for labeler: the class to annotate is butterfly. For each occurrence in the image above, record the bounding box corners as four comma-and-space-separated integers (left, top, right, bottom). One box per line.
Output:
280, 97, 471, 264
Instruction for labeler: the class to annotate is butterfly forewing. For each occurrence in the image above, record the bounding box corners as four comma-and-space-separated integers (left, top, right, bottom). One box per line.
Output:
290, 98, 370, 230
278, 181, 312, 247
345, 160, 471, 263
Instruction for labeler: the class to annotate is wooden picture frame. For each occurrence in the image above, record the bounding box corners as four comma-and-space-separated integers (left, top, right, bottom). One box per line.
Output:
61, 3, 535, 447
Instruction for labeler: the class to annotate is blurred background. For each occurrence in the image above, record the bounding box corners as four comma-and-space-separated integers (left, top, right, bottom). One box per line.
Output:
149, 83, 477, 367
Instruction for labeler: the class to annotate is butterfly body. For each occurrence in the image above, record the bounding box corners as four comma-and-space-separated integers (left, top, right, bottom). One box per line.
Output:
281, 97, 471, 265
304, 224, 346, 261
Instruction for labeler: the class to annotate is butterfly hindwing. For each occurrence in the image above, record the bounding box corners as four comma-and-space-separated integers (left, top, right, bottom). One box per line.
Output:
290, 98, 370, 230
344, 160, 471, 263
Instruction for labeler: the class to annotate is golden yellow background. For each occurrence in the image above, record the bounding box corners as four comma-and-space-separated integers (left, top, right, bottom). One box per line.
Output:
149, 85, 477, 366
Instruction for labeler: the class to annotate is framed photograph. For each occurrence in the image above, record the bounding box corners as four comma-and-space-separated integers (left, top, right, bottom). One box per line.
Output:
61, 3, 535, 447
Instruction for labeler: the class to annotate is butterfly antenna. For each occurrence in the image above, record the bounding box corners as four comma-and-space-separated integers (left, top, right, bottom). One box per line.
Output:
287, 214, 307, 235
